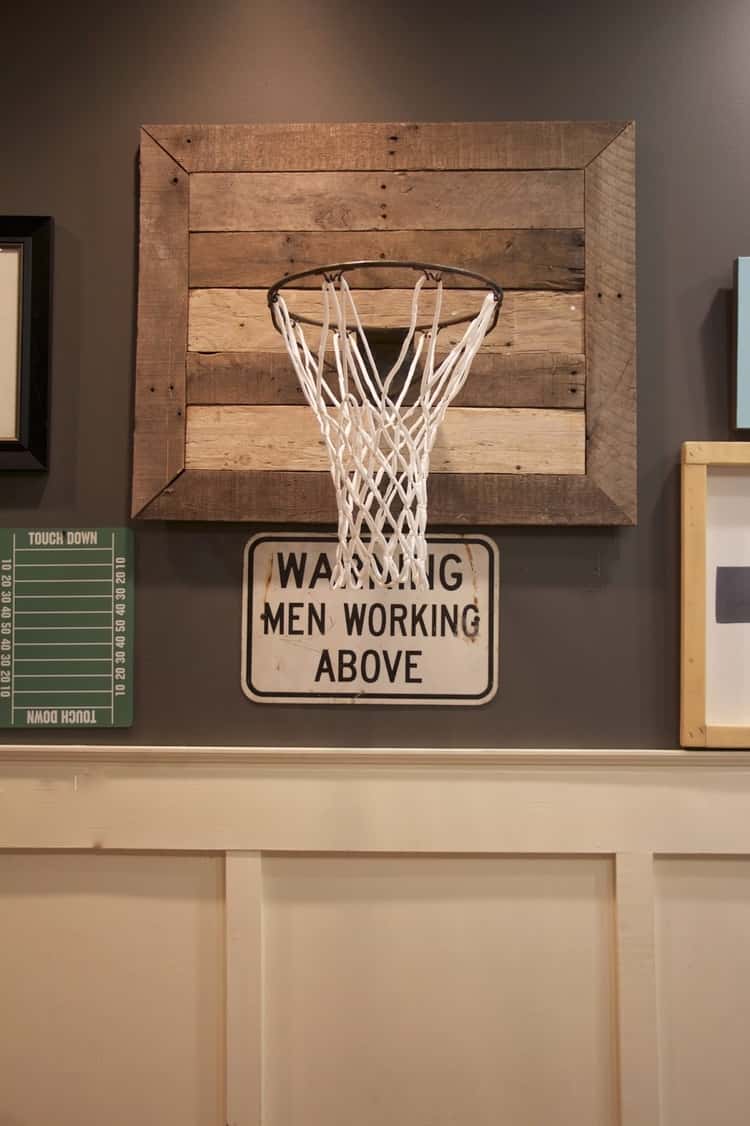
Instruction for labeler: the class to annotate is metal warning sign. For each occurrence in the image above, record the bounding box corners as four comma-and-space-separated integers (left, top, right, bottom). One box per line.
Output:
242, 533, 498, 705
0, 527, 133, 728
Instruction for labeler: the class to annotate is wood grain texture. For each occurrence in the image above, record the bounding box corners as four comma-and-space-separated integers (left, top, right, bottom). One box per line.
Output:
133, 121, 636, 527
146, 121, 626, 172
705, 725, 750, 747
190, 170, 584, 233
186, 350, 586, 409
189, 229, 585, 291
185, 405, 586, 475
681, 461, 707, 747
140, 469, 629, 524
683, 441, 750, 466
584, 123, 636, 523
188, 289, 584, 354
131, 131, 188, 516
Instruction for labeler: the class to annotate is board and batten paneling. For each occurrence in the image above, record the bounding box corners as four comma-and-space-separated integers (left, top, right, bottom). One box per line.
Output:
3, 749, 750, 1126
0, 851, 224, 1126
263, 855, 617, 1126
655, 857, 750, 1126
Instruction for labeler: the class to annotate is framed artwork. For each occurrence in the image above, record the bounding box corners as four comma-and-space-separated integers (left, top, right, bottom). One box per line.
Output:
0, 216, 52, 470
131, 121, 636, 526
682, 442, 750, 747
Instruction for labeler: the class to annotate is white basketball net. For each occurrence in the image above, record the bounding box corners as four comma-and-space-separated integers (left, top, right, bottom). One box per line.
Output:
272, 272, 498, 589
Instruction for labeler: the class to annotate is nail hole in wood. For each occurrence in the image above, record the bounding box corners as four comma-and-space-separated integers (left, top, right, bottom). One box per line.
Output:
171, 177, 178, 184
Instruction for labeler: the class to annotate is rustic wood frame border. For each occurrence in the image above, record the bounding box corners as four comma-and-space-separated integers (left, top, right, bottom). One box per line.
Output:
681, 441, 750, 748
132, 122, 636, 524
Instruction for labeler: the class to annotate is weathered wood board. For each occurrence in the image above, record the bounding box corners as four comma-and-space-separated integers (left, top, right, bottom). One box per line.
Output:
188, 289, 584, 354
189, 170, 584, 231
185, 406, 586, 475
132, 121, 636, 524
185, 351, 586, 409
189, 230, 585, 291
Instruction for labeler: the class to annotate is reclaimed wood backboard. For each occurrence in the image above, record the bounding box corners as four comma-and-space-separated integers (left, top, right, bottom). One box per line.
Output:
132, 122, 636, 524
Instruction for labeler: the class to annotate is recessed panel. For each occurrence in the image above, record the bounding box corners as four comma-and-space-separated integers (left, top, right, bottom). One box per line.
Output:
0, 853, 224, 1126
655, 857, 750, 1126
263, 855, 616, 1126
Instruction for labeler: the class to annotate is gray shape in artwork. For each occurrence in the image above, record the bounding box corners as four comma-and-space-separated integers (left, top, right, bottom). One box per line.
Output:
716, 566, 750, 623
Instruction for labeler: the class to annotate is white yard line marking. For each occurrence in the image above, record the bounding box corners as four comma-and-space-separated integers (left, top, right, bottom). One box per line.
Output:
16, 563, 112, 568
13, 705, 113, 710
15, 547, 111, 552
16, 674, 112, 679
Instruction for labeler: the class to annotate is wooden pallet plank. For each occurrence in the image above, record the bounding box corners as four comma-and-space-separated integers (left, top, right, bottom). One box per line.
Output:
585, 124, 636, 522
186, 350, 586, 409
185, 405, 586, 475
141, 469, 628, 524
189, 229, 585, 291
131, 131, 188, 516
189, 170, 584, 232
147, 121, 626, 173
188, 289, 584, 354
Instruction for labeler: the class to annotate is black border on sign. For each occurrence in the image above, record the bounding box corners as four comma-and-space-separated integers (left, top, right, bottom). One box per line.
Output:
241, 533, 498, 705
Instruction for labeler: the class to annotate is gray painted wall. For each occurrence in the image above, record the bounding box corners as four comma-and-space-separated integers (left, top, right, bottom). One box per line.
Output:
1, 0, 747, 747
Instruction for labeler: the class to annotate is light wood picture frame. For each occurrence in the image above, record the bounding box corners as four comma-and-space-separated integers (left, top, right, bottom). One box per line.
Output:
681, 441, 750, 747
132, 121, 636, 525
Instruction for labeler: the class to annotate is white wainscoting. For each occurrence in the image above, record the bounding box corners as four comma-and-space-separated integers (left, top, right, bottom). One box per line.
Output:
1, 747, 750, 1126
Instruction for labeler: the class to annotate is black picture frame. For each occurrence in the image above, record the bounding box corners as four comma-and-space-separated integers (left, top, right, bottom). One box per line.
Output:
0, 216, 52, 470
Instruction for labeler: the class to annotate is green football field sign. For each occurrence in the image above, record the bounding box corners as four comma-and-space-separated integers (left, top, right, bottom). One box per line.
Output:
0, 528, 133, 728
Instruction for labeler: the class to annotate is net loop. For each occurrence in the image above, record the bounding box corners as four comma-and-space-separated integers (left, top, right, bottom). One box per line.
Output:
271, 268, 500, 589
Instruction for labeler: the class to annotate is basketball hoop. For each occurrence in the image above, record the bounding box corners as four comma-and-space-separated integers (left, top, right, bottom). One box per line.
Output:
267, 260, 503, 590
